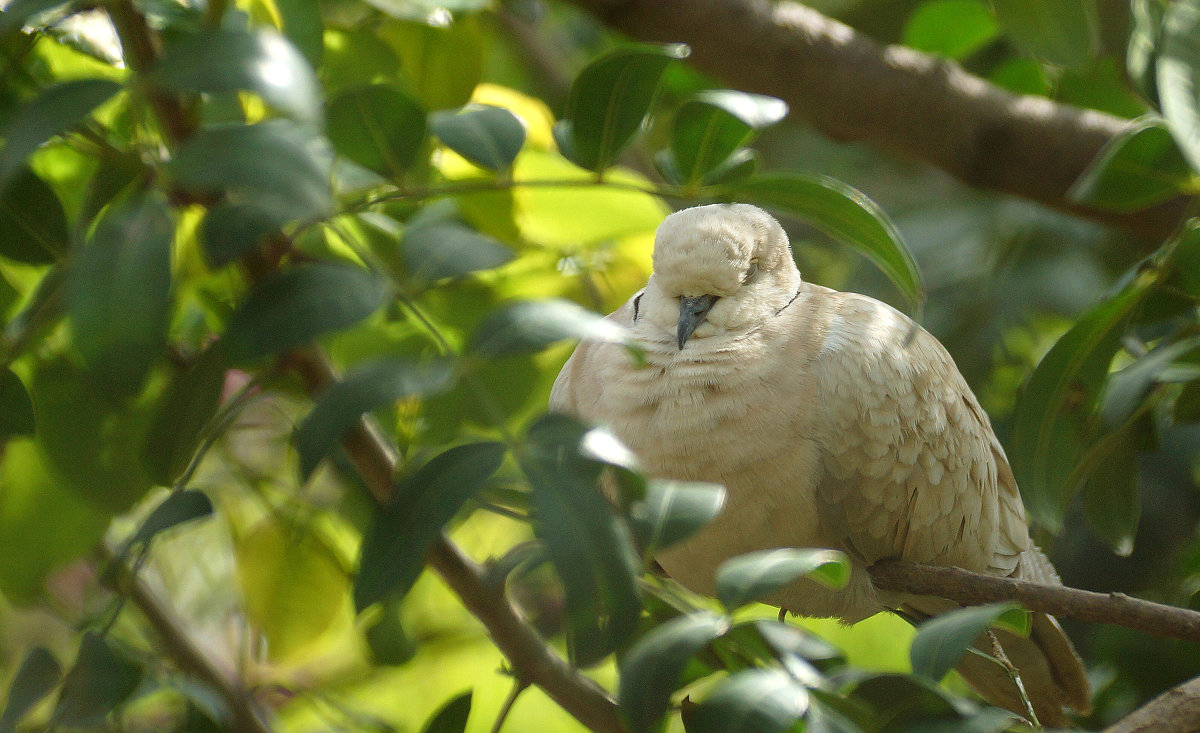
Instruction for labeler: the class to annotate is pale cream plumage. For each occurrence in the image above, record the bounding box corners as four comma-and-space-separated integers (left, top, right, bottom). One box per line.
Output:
550, 203, 1090, 724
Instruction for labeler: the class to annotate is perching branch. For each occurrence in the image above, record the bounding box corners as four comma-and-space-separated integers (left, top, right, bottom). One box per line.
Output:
869, 559, 1200, 644
560, 0, 1190, 243
1103, 675, 1200, 733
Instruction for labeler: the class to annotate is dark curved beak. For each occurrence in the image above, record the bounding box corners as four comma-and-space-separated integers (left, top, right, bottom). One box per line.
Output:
677, 294, 719, 349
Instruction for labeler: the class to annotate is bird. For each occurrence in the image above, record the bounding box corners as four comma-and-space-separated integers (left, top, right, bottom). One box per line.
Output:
549, 203, 1091, 725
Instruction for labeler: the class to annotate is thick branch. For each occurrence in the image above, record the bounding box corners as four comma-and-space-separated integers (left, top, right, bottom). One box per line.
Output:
869, 560, 1200, 644
1104, 676, 1200, 732
562, 0, 1189, 242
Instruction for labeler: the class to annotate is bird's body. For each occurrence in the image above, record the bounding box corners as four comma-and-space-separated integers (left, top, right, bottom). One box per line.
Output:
550, 204, 1090, 724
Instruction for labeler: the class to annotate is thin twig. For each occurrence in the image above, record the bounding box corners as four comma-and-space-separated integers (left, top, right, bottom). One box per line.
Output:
489, 679, 530, 733
986, 629, 1038, 728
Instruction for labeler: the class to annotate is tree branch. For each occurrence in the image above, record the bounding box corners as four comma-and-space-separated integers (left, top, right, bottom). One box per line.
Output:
1104, 676, 1200, 732
560, 0, 1189, 243
869, 560, 1200, 644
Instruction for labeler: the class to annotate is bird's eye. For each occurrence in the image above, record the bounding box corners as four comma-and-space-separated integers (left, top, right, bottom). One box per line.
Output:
742, 259, 760, 284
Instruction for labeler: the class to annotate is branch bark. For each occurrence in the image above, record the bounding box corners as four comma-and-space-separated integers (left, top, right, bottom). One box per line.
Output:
869, 559, 1200, 644
560, 0, 1190, 243
1104, 676, 1200, 733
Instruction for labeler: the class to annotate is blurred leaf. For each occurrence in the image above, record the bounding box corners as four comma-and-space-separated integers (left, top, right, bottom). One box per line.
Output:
80, 153, 148, 228
1160, 0, 1200, 173
910, 603, 1025, 681
729, 173, 925, 313
1102, 336, 1200, 428
992, 0, 1095, 68
699, 147, 760, 186
403, 221, 513, 284
564, 43, 690, 171
687, 669, 809, 733
629, 479, 726, 558
54, 632, 141, 728
470, 299, 630, 357
0, 166, 69, 264
365, 0, 488, 20
1082, 432, 1140, 555
223, 263, 390, 363
715, 548, 849, 611
130, 489, 214, 547
431, 105, 526, 172
364, 601, 416, 665
327, 84, 427, 178
902, 0, 999, 59
846, 673, 963, 725
522, 413, 643, 666
355, 442, 505, 610
0, 647, 60, 733
151, 29, 320, 125
0, 0, 72, 33
1070, 117, 1194, 212
142, 344, 227, 485
0, 367, 34, 441
1129, 0, 1166, 104
381, 18, 484, 110
742, 619, 843, 668
1010, 275, 1153, 530
199, 202, 283, 269
275, 0, 324, 69
421, 691, 472, 733
669, 91, 786, 185
68, 193, 173, 399
618, 611, 728, 733
295, 357, 456, 479
0, 79, 122, 187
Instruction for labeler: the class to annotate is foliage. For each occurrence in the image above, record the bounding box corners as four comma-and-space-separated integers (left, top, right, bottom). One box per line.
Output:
1, 0, 1200, 732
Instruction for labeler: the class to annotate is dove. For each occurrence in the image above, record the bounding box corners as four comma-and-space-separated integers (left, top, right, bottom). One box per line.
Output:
549, 203, 1090, 724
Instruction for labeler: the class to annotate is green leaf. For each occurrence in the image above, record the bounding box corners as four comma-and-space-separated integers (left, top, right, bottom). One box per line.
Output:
0, 0, 72, 34
687, 669, 809, 733
617, 611, 728, 733
364, 601, 416, 665
431, 105, 526, 172
521, 413, 643, 666
564, 43, 690, 171
80, 153, 149, 229
151, 29, 320, 126
1129, 0, 1166, 104
327, 84, 428, 178
846, 673, 963, 726
1159, 0, 1200, 173
1010, 274, 1154, 530
130, 490, 214, 547
421, 691, 472, 733
199, 202, 284, 269
381, 18, 484, 110
470, 299, 630, 357
1081, 432, 1140, 555
0, 647, 61, 733
0, 79, 122, 187
355, 442, 506, 610
715, 548, 850, 612
0, 166, 69, 264
0, 367, 34, 441
54, 632, 142, 728
728, 173, 925, 313
142, 344, 227, 485
1069, 117, 1194, 212
67, 193, 174, 399
992, 0, 1096, 69
403, 221, 514, 284
629, 479, 726, 558
223, 263, 390, 363
910, 603, 1026, 682
1101, 336, 1200, 428
669, 91, 786, 185
274, 0, 324, 69
169, 121, 332, 222
295, 358, 456, 479
902, 0, 1000, 59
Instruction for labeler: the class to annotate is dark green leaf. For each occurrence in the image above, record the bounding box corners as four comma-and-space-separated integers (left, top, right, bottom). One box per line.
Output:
729, 173, 925, 313
698, 147, 760, 186
421, 691, 472, 733
0, 79, 122, 187
0, 0, 72, 34
327, 84, 427, 178
618, 611, 728, 733
143, 344, 227, 485
223, 263, 390, 363
0, 647, 60, 733
1129, 0, 1166, 104
1082, 433, 1140, 556
715, 548, 849, 611
430, 105, 526, 172
403, 221, 513, 284
1010, 275, 1154, 530
1102, 336, 1200, 428
68, 193, 173, 399
0, 367, 34, 441
564, 43, 690, 171
470, 299, 630, 357
151, 29, 320, 125
902, 0, 1000, 59
80, 153, 148, 229
687, 669, 809, 733
275, 0, 324, 69
364, 601, 416, 665
355, 443, 505, 610
741, 619, 843, 667
670, 91, 786, 184
54, 632, 142, 728
295, 358, 456, 479
1070, 117, 1194, 212
1159, 0, 1200, 173
0, 166, 69, 264
846, 674, 964, 726
910, 603, 1025, 681
130, 489, 214, 547
200, 202, 285, 269
629, 479, 726, 558
992, 0, 1095, 68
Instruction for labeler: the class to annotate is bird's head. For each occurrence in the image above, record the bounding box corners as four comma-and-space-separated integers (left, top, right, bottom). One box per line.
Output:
642, 203, 802, 349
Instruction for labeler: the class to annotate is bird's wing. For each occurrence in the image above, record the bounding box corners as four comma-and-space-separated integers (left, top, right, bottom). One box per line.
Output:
807, 292, 1030, 575
549, 294, 639, 419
